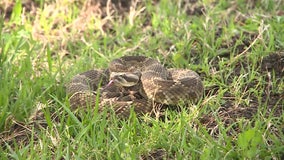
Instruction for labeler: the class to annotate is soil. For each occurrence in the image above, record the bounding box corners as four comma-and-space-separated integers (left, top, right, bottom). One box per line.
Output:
200, 52, 284, 136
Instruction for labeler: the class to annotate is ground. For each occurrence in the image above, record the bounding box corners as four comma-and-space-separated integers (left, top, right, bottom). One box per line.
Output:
0, 0, 283, 159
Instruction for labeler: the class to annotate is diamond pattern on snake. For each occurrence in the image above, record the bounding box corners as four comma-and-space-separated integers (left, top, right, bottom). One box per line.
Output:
66, 56, 204, 118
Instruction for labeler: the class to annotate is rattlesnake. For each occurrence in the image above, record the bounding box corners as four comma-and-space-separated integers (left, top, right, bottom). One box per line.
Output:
66, 56, 204, 118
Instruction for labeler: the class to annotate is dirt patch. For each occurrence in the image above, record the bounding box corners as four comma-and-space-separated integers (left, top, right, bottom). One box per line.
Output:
200, 92, 283, 136
260, 52, 284, 77
0, 103, 60, 148
140, 148, 167, 160
200, 52, 284, 136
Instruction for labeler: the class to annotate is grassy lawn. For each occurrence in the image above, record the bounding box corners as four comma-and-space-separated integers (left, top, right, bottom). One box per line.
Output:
0, 0, 283, 159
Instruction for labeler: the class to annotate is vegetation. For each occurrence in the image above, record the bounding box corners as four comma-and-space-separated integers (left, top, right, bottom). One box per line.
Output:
0, 0, 283, 159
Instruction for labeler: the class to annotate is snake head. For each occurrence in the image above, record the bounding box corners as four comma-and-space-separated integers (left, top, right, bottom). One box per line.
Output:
109, 72, 141, 87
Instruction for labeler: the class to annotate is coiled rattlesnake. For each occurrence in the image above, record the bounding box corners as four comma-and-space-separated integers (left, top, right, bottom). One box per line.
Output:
66, 56, 204, 117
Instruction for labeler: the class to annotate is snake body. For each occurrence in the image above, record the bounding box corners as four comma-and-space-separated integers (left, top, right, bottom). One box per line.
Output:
66, 56, 204, 117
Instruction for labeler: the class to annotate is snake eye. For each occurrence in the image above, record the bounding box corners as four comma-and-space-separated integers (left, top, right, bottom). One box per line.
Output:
121, 74, 139, 83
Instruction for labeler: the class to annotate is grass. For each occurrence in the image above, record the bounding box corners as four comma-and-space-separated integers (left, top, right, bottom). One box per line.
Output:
0, 0, 283, 159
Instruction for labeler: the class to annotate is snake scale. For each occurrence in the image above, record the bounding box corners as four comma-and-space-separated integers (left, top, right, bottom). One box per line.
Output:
66, 56, 204, 118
